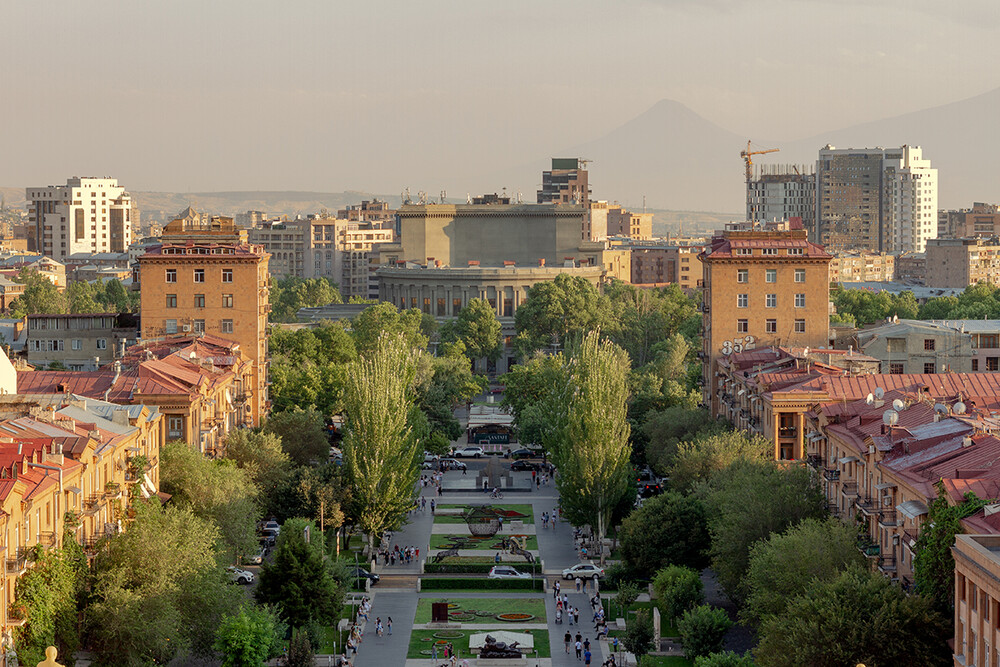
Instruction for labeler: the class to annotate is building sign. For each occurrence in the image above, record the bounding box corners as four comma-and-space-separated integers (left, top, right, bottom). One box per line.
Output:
721, 335, 757, 356
476, 433, 510, 444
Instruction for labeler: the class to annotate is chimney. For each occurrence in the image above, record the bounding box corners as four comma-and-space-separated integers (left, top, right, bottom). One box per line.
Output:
112, 408, 130, 426
434, 260, 442, 268
503, 260, 515, 267
468, 260, 480, 266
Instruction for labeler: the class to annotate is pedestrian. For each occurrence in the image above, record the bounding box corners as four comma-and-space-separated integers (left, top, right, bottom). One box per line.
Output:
564, 631, 572, 653
431, 499, 436, 514
554, 580, 561, 600
584, 648, 592, 666
563, 594, 569, 608
483, 478, 489, 493
376, 617, 383, 636
415, 547, 420, 560
388, 616, 392, 635
498, 515, 504, 531
390, 551, 395, 566
583, 638, 590, 653
567, 605, 573, 625
575, 576, 582, 592
432, 643, 438, 661
575, 640, 582, 660
532, 470, 536, 483
421, 496, 427, 511
495, 552, 501, 564
611, 636, 619, 654
536, 477, 541, 490
574, 607, 580, 625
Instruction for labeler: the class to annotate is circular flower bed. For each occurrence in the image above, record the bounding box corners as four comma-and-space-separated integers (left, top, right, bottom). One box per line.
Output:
447, 603, 460, 609
448, 612, 475, 622
474, 610, 494, 617
496, 613, 535, 622
433, 631, 465, 639
420, 637, 434, 642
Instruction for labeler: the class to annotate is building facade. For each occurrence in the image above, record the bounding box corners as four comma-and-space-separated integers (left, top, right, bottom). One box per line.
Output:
816, 145, 938, 254
746, 167, 816, 238
537, 158, 590, 206
828, 251, 896, 283
606, 206, 653, 241
136, 228, 269, 425
954, 534, 1000, 667
25, 313, 138, 371
940, 203, 1000, 239
25, 177, 135, 259
628, 244, 703, 288
700, 220, 832, 412
925, 237, 1000, 288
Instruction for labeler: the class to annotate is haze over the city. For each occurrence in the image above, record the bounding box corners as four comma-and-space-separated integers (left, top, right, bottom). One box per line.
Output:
3, 0, 999, 211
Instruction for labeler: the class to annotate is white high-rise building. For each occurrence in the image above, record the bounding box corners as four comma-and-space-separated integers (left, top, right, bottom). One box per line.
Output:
816, 145, 937, 253
26, 177, 135, 259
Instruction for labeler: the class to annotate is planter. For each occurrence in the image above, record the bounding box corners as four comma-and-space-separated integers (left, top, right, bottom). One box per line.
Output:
496, 613, 535, 622
448, 612, 475, 622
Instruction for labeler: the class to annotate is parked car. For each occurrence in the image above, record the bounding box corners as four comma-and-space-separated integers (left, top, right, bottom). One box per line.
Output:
438, 458, 467, 471
246, 546, 267, 565
421, 460, 437, 470
510, 460, 540, 472
424, 452, 440, 463
262, 519, 280, 533
454, 446, 484, 458
350, 567, 380, 585
488, 566, 531, 580
260, 528, 279, 546
506, 448, 537, 459
635, 467, 662, 497
562, 563, 605, 580
227, 566, 255, 585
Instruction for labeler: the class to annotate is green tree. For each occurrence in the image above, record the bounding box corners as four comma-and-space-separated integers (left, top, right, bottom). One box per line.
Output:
700, 460, 826, 602
669, 430, 771, 494
351, 301, 428, 354
619, 492, 710, 573
605, 281, 699, 369
161, 441, 262, 563
342, 333, 421, 555
754, 566, 950, 667
415, 343, 487, 442
67, 280, 102, 313
270, 276, 342, 322
255, 518, 343, 629
642, 407, 721, 475
263, 408, 331, 467
12, 546, 84, 665
99, 277, 139, 312
513, 273, 615, 356
285, 627, 317, 667
224, 429, 292, 494
653, 565, 705, 620
500, 353, 571, 448
621, 609, 656, 663
10, 268, 66, 316
446, 297, 502, 362
741, 517, 863, 628
678, 605, 732, 660
215, 605, 286, 667
694, 651, 756, 667
614, 581, 641, 618
553, 332, 632, 564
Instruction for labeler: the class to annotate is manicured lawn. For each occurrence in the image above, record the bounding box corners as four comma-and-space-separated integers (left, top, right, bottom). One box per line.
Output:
430, 533, 538, 551
434, 504, 534, 524
640, 657, 694, 667
406, 629, 551, 659
414, 597, 546, 623
604, 600, 679, 638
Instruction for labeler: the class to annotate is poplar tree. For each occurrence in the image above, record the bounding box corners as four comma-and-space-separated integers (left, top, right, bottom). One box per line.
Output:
554, 331, 632, 565
342, 333, 421, 556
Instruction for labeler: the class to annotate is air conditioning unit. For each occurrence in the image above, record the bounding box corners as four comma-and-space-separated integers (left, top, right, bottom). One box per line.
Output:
892, 535, 900, 545
182, 325, 192, 332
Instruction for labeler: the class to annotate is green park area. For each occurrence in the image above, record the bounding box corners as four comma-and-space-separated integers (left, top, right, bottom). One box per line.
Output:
406, 629, 551, 659
433, 504, 535, 524
414, 597, 546, 624
429, 533, 538, 551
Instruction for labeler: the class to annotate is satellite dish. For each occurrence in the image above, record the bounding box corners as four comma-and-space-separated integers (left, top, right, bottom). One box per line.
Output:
892, 399, 906, 411
874, 387, 885, 399
865, 393, 875, 405
934, 403, 949, 415
955, 402, 967, 414
883, 409, 899, 426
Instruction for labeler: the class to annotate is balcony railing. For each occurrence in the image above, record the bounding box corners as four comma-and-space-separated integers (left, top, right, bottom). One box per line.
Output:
856, 496, 876, 515
37, 532, 57, 548
878, 555, 897, 573
6, 548, 29, 574
878, 510, 897, 527
806, 454, 824, 469
841, 482, 859, 497
823, 468, 841, 481
778, 427, 798, 438
7, 605, 26, 627
82, 493, 106, 516
856, 538, 880, 558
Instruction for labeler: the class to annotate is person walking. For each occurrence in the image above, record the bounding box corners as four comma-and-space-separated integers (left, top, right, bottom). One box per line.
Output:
387, 616, 392, 635
575, 639, 583, 660
567, 605, 574, 626
430, 499, 436, 514
375, 617, 383, 637
564, 631, 572, 654
583, 637, 590, 653
575, 576, 582, 593
554, 580, 561, 600
584, 648, 592, 666
574, 607, 581, 625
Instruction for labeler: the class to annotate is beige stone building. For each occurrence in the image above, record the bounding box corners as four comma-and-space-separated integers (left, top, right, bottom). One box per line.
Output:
925, 237, 1000, 288
954, 534, 1000, 667
828, 251, 895, 283
607, 206, 653, 241
25, 313, 138, 371
895, 252, 926, 283
940, 202, 1000, 239
25, 177, 136, 259
627, 244, 703, 288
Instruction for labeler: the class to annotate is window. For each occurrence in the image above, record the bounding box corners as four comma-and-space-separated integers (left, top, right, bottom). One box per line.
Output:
765, 269, 776, 283
795, 319, 806, 333
988, 357, 999, 372
973, 358, 980, 371
423, 297, 431, 314
887, 338, 906, 353
795, 294, 806, 308
737, 269, 748, 283
222, 268, 233, 283
96, 339, 106, 350
766, 319, 777, 333
222, 294, 233, 308
503, 298, 513, 317
889, 362, 905, 374
437, 298, 446, 316
762, 248, 778, 255
221, 319, 234, 334
194, 319, 205, 334
194, 269, 205, 283
737, 319, 748, 333
794, 269, 806, 283
787, 248, 804, 255
194, 294, 205, 308
766, 294, 777, 308
165, 319, 177, 334
165, 269, 176, 283
737, 294, 748, 308
736, 248, 752, 255
452, 298, 462, 316
71, 339, 82, 351
167, 416, 183, 439
923, 339, 935, 351
166, 294, 177, 308
923, 362, 935, 374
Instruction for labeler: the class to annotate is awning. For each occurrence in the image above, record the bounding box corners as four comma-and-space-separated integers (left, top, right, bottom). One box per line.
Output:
874, 482, 896, 490
737, 389, 745, 396
65, 486, 82, 495
809, 433, 825, 442
142, 473, 156, 498
896, 500, 929, 520
805, 431, 820, 439
838, 456, 859, 464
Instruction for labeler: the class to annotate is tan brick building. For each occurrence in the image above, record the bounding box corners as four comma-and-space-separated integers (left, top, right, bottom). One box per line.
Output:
629, 245, 703, 288
700, 220, 832, 412
925, 237, 1000, 288
607, 206, 653, 241
829, 251, 895, 283
940, 202, 1000, 239
136, 225, 269, 425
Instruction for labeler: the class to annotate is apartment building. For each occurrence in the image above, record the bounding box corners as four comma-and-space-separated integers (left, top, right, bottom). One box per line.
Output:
699, 220, 832, 412
954, 534, 1000, 667
925, 237, 1000, 288
537, 158, 590, 206
746, 166, 816, 238
25, 313, 138, 370
896, 252, 926, 283
136, 219, 269, 426
337, 199, 395, 225
939, 202, 1000, 239
828, 251, 895, 283
627, 244, 703, 288
607, 206, 653, 241
25, 177, 135, 259
816, 145, 938, 253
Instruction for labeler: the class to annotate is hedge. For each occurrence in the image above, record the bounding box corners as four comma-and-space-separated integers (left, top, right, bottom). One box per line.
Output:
420, 577, 544, 591
425, 562, 535, 574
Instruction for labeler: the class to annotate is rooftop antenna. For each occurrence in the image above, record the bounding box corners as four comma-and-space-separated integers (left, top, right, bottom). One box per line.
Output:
874, 387, 885, 400
865, 393, 875, 406
892, 398, 907, 411
955, 401, 968, 414
883, 409, 899, 426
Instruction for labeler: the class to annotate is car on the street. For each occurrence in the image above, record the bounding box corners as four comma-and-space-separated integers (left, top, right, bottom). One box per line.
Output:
438, 458, 467, 471
260, 528, 279, 547
227, 566, 255, 585
506, 448, 537, 459
635, 467, 662, 497
488, 565, 532, 579
562, 563, 605, 580
421, 460, 437, 470
245, 546, 267, 565
424, 452, 440, 463
510, 460, 540, 472
262, 519, 280, 533
454, 446, 484, 458
350, 567, 380, 585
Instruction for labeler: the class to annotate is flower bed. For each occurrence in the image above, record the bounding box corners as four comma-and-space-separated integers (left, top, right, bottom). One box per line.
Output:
496, 613, 535, 622
433, 631, 465, 639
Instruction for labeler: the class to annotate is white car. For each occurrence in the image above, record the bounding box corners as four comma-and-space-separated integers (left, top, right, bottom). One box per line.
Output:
455, 446, 484, 458
227, 566, 255, 585
488, 566, 531, 580
424, 452, 440, 463
562, 563, 605, 580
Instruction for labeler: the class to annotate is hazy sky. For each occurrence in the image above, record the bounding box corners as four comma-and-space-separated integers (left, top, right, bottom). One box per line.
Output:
3, 0, 998, 199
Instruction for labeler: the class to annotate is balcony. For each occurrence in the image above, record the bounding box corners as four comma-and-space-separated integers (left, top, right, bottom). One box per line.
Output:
806, 454, 824, 469
841, 482, 859, 497
6, 549, 28, 574
857, 537, 880, 558
7, 605, 26, 627
878, 555, 897, 574
823, 468, 841, 482
778, 427, 798, 439
855, 495, 877, 515
878, 510, 897, 527
104, 482, 122, 500
82, 493, 107, 516
37, 531, 57, 548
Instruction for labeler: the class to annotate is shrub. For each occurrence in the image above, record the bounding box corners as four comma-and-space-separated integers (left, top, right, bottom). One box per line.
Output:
677, 605, 732, 660
420, 578, 543, 591
653, 565, 704, 620
694, 651, 756, 667
603, 562, 633, 590
621, 609, 655, 663
423, 562, 517, 574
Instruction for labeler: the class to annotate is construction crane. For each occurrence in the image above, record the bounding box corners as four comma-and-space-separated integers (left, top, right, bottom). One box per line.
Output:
740, 140, 779, 183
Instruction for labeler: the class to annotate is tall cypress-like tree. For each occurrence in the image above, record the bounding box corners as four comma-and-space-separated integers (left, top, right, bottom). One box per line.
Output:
554, 331, 632, 565
342, 333, 421, 556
